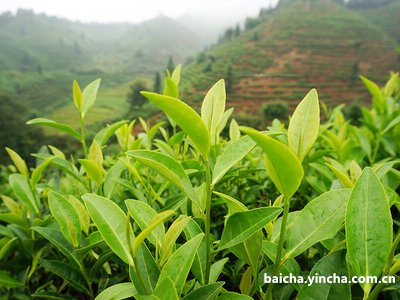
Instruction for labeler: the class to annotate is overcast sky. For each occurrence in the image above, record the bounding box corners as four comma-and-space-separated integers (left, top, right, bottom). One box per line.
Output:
0, 0, 278, 23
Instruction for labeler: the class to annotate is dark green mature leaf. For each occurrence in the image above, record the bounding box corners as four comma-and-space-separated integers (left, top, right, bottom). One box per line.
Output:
284, 189, 351, 259
346, 167, 392, 294
231, 231, 262, 275
298, 251, 351, 299
219, 207, 282, 250
241, 127, 303, 199
9, 174, 39, 214
48, 191, 81, 247
212, 136, 256, 186
39, 259, 89, 294
83, 194, 134, 266
288, 89, 320, 161
0, 270, 23, 288
156, 233, 204, 295
27, 118, 81, 140
127, 150, 200, 207
96, 282, 137, 300
32, 226, 81, 268
141, 92, 210, 157
182, 282, 224, 300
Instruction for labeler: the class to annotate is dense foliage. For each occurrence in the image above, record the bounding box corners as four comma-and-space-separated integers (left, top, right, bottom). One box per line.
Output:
1, 68, 400, 299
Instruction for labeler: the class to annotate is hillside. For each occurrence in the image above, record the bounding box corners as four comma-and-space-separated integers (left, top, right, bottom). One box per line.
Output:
0, 10, 201, 120
181, 0, 400, 116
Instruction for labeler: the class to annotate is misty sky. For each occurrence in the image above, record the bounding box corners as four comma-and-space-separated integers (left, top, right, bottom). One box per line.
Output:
0, 0, 278, 23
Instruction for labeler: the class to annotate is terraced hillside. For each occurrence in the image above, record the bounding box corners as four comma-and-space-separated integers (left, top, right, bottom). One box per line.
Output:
181, 0, 400, 116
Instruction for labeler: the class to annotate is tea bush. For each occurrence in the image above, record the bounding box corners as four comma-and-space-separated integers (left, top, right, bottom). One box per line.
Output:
1, 67, 400, 299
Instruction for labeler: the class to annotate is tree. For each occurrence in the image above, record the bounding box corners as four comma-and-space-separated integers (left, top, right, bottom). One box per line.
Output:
153, 72, 161, 93
0, 93, 44, 165
166, 56, 175, 73
225, 65, 234, 93
127, 80, 148, 110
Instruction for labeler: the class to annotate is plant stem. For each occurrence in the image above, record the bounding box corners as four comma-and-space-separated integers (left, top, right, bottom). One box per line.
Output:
368, 230, 400, 300
79, 114, 88, 157
204, 159, 212, 284
371, 133, 381, 163
264, 196, 290, 300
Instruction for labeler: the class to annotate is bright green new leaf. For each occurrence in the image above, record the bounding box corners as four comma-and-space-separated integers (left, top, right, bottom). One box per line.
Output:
154, 277, 179, 300
73, 80, 83, 111
161, 216, 191, 265
284, 189, 351, 260
94, 120, 127, 146
83, 194, 135, 266
346, 167, 392, 295
5, 147, 29, 177
96, 282, 137, 300
141, 92, 210, 157
229, 119, 240, 141
31, 156, 56, 186
171, 64, 181, 85
132, 210, 175, 257
212, 136, 256, 186
126, 200, 165, 247
68, 196, 90, 235
219, 207, 282, 250
360, 75, 385, 112
156, 233, 204, 296
9, 173, 39, 214
79, 159, 103, 185
288, 88, 320, 161
213, 192, 247, 216
89, 140, 103, 169
82, 78, 101, 118
27, 118, 81, 140
48, 191, 82, 247
241, 127, 304, 199
127, 150, 200, 207
201, 79, 226, 143
0, 237, 17, 261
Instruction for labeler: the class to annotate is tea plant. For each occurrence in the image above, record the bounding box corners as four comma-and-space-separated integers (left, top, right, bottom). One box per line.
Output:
0, 68, 399, 299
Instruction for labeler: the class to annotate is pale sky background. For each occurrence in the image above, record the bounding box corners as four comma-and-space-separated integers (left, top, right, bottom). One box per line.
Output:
0, 0, 278, 24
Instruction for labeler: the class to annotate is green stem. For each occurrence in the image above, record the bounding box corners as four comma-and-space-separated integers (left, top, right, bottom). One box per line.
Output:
264, 196, 290, 300
371, 133, 381, 163
368, 230, 400, 300
79, 114, 88, 157
204, 159, 212, 284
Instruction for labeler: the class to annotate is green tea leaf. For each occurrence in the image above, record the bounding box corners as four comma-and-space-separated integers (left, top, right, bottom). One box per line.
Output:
213, 192, 247, 216
284, 189, 351, 259
31, 156, 56, 186
345, 167, 392, 295
83, 194, 134, 266
132, 210, 175, 257
5, 147, 29, 177
82, 78, 101, 118
96, 282, 137, 300
212, 136, 256, 186
360, 76, 385, 112
39, 259, 89, 294
79, 159, 103, 185
68, 196, 90, 235
219, 207, 282, 250
229, 119, 240, 141
141, 92, 210, 157
9, 173, 39, 214
154, 277, 178, 300
73, 80, 83, 111
298, 251, 351, 299
94, 120, 127, 146
156, 233, 204, 296
288, 89, 320, 161
201, 79, 226, 144
32, 226, 81, 267
241, 127, 303, 199
48, 191, 82, 247
0, 270, 23, 288
127, 150, 200, 207
161, 216, 191, 266
27, 118, 81, 140
182, 282, 224, 300
126, 200, 164, 247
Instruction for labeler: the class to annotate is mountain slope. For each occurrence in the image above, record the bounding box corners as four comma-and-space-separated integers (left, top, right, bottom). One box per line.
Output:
181, 0, 399, 115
